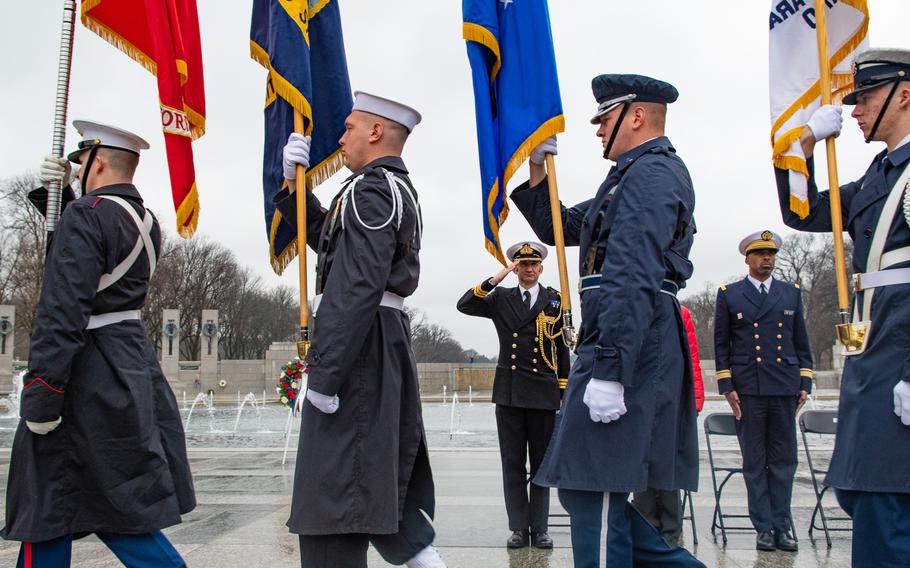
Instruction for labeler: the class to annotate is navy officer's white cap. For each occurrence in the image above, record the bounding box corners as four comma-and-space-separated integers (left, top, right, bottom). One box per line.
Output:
67, 119, 150, 163
352, 91, 422, 133
506, 241, 548, 262
738, 230, 782, 255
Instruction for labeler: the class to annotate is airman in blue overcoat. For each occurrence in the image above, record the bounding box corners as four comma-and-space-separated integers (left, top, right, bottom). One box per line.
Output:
511, 74, 703, 567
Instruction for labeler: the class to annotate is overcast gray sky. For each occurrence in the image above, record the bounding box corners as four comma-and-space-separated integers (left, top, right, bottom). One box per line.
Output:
1, 2, 906, 358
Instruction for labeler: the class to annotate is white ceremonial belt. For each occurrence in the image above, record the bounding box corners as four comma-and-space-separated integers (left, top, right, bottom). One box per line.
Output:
854, 267, 910, 292
312, 291, 405, 316
86, 310, 142, 330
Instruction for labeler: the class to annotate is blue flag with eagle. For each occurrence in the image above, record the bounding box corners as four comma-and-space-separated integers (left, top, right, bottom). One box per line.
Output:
250, 0, 353, 274
463, 0, 564, 264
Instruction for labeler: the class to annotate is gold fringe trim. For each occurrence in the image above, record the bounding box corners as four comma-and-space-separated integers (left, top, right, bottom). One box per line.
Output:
789, 194, 810, 219
250, 40, 271, 70
248, 42, 314, 126
503, 114, 565, 191
83, 2, 205, 138
462, 22, 501, 84
306, 149, 344, 191
770, 2, 868, 143
176, 182, 199, 238
484, 179, 507, 265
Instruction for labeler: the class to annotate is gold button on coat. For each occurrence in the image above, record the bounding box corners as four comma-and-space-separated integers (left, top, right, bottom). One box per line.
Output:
757, 357, 763, 363
754, 323, 759, 328
511, 365, 516, 370
755, 345, 761, 351
777, 334, 783, 339
776, 358, 782, 363
512, 343, 517, 348
513, 333, 518, 338
754, 334, 760, 339
511, 354, 516, 360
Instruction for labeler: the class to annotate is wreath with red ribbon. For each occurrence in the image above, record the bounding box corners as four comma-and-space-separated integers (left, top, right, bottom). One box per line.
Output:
276, 357, 307, 410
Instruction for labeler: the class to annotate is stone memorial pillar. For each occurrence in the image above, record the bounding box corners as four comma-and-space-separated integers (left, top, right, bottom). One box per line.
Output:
161, 309, 180, 381
199, 309, 220, 391
0, 305, 14, 388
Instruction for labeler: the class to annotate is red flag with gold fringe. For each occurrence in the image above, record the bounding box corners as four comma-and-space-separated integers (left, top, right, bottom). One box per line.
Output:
81, 0, 205, 237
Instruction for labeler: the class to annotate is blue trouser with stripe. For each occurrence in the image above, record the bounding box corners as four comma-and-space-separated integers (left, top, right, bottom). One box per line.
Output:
836, 489, 910, 568
16, 531, 185, 568
559, 489, 704, 568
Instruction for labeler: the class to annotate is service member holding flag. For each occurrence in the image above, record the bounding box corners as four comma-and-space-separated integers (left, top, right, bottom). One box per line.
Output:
2, 122, 195, 567
774, 47, 910, 565
512, 75, 702, 567
277, 91, 444, 568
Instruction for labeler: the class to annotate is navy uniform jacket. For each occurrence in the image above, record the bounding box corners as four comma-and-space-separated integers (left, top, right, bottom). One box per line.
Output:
775, 145, 910, 493
713, 278, 813, 396
457, 281, 570, 410
512, 136, 699, 493
273, 156, 435, 535
3, 184, 195, 542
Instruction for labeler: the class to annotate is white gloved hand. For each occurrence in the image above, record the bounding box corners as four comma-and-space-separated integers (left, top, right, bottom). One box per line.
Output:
406, 545, 446, 568
530, 136, 557, 165
306, 388, 339, 414
806, 104, 843, 141
894, 380, 910, 426
39, 155, 71, 186
283, 133, 312, 180
583, 378, 626, 423
26, 417, 62, 435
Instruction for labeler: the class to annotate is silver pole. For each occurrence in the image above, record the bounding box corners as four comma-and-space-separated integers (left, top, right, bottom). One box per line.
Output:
46, 0, 77, 238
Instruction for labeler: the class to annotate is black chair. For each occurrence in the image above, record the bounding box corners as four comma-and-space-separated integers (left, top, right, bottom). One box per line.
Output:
681, 489, 698, 546
799, 410, 852, 548
704, 412, 750, 544
704, 412, 797, 545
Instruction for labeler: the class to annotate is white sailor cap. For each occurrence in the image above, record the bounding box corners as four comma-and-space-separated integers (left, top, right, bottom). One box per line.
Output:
738, 230, 782, 255
67, 119, 150, 163
352, 91, 422, 133
506, 241, 548, 262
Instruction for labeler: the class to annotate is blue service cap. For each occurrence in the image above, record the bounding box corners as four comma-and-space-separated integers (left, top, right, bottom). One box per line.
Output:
844, 48, 910, 105
590, 74, 678, 124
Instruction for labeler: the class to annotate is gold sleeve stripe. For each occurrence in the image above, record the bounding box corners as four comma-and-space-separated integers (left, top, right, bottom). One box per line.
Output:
800, 368, 814, 378
472, 284, 489, 298
558, 378, 567, 389
715, 370, 732, 380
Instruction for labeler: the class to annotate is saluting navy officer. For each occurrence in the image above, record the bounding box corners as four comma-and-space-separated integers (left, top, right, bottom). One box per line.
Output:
1, 121, 195, 567
713, 230, 812, 552
276, 92, 444, 568
775, 47, 910, 566
456, 241, 570, 550
511, 74, 703, 567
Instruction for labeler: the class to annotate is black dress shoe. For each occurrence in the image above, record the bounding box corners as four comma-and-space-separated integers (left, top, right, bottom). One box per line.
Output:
531, 531, 553, 549
756, 531, 776, 551
507, 530, 529, 548
775, 530, 798, 552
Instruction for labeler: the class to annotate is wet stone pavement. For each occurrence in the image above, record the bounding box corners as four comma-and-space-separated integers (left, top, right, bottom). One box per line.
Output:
0, 399, 853, 567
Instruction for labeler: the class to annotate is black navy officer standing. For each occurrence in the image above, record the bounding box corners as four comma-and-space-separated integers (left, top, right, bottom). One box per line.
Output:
2, 121, 195, 567
775, 47, 910, 567
456, 241, 570, 550
276, 92, 444, 568
713, 230, 812, 552
511, 74, 703, 567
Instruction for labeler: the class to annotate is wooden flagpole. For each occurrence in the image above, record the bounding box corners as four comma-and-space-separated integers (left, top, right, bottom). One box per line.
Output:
293, 110, 310, 358
544, 154, 576, 347
813, 0, 851, 323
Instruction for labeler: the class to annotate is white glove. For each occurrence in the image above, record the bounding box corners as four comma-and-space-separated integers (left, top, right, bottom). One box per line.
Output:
39, 155, 71, 186
283, 133, 312, 180
583, 378, 627, 423
806, 104, 843, 141
530, 136, 557, 165
26, 417, 62, 435
406, 545, 446, 568
306, 388, 339, 414
894, 380, 910, 426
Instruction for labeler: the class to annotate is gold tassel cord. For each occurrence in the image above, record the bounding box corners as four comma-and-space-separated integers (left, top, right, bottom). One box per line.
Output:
536, 304, 563, 373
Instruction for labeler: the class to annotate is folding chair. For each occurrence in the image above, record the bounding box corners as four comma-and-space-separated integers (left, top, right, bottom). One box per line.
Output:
681, 489, 698, 546
799, 409, 852, 548
704, 412, 750, 544
704, 412, 797, 545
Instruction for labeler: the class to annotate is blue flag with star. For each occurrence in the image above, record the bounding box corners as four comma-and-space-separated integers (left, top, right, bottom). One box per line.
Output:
250, 0, 353, 274
463, 0, 564, 264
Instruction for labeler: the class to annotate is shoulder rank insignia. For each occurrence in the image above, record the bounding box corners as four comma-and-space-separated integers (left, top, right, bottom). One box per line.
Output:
720, 284, 727, 292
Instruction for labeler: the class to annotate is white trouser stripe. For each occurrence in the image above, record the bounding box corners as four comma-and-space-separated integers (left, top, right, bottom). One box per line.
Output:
600, 493, 611, 567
